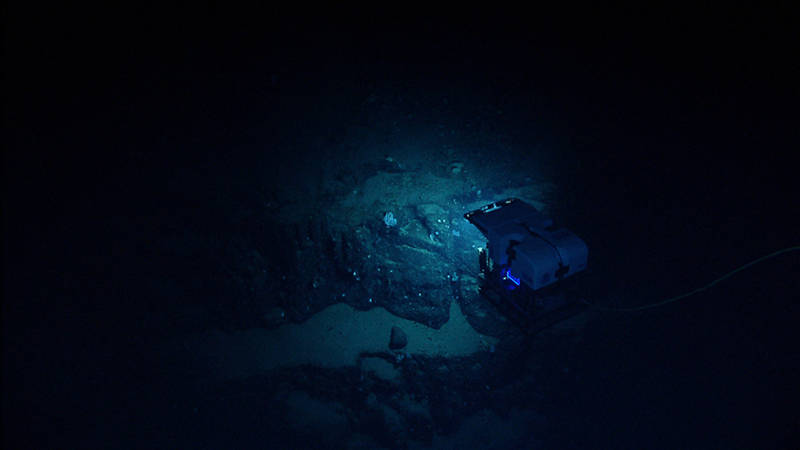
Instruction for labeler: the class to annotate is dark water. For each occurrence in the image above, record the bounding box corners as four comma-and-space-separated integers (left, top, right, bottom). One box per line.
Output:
5, 7, 799, 449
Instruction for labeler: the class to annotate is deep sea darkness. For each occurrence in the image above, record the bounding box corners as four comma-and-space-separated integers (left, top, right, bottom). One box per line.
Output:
4, 6, 799, 449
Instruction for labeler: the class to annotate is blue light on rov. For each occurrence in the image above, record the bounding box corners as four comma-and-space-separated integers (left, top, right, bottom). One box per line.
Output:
501, 268, 521, 289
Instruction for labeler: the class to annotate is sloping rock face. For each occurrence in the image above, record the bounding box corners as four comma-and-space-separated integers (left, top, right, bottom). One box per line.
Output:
192, 150, 555, 334
223, 158, 555, 333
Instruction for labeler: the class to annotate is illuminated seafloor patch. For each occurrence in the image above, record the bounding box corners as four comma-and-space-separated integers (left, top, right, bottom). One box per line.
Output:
172, 300, 497, 380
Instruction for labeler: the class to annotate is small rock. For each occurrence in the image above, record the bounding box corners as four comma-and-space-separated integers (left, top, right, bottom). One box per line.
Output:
389, 326, 408, 350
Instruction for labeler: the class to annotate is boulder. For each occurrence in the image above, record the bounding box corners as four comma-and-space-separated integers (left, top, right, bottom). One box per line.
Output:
389, 326, 408, 350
